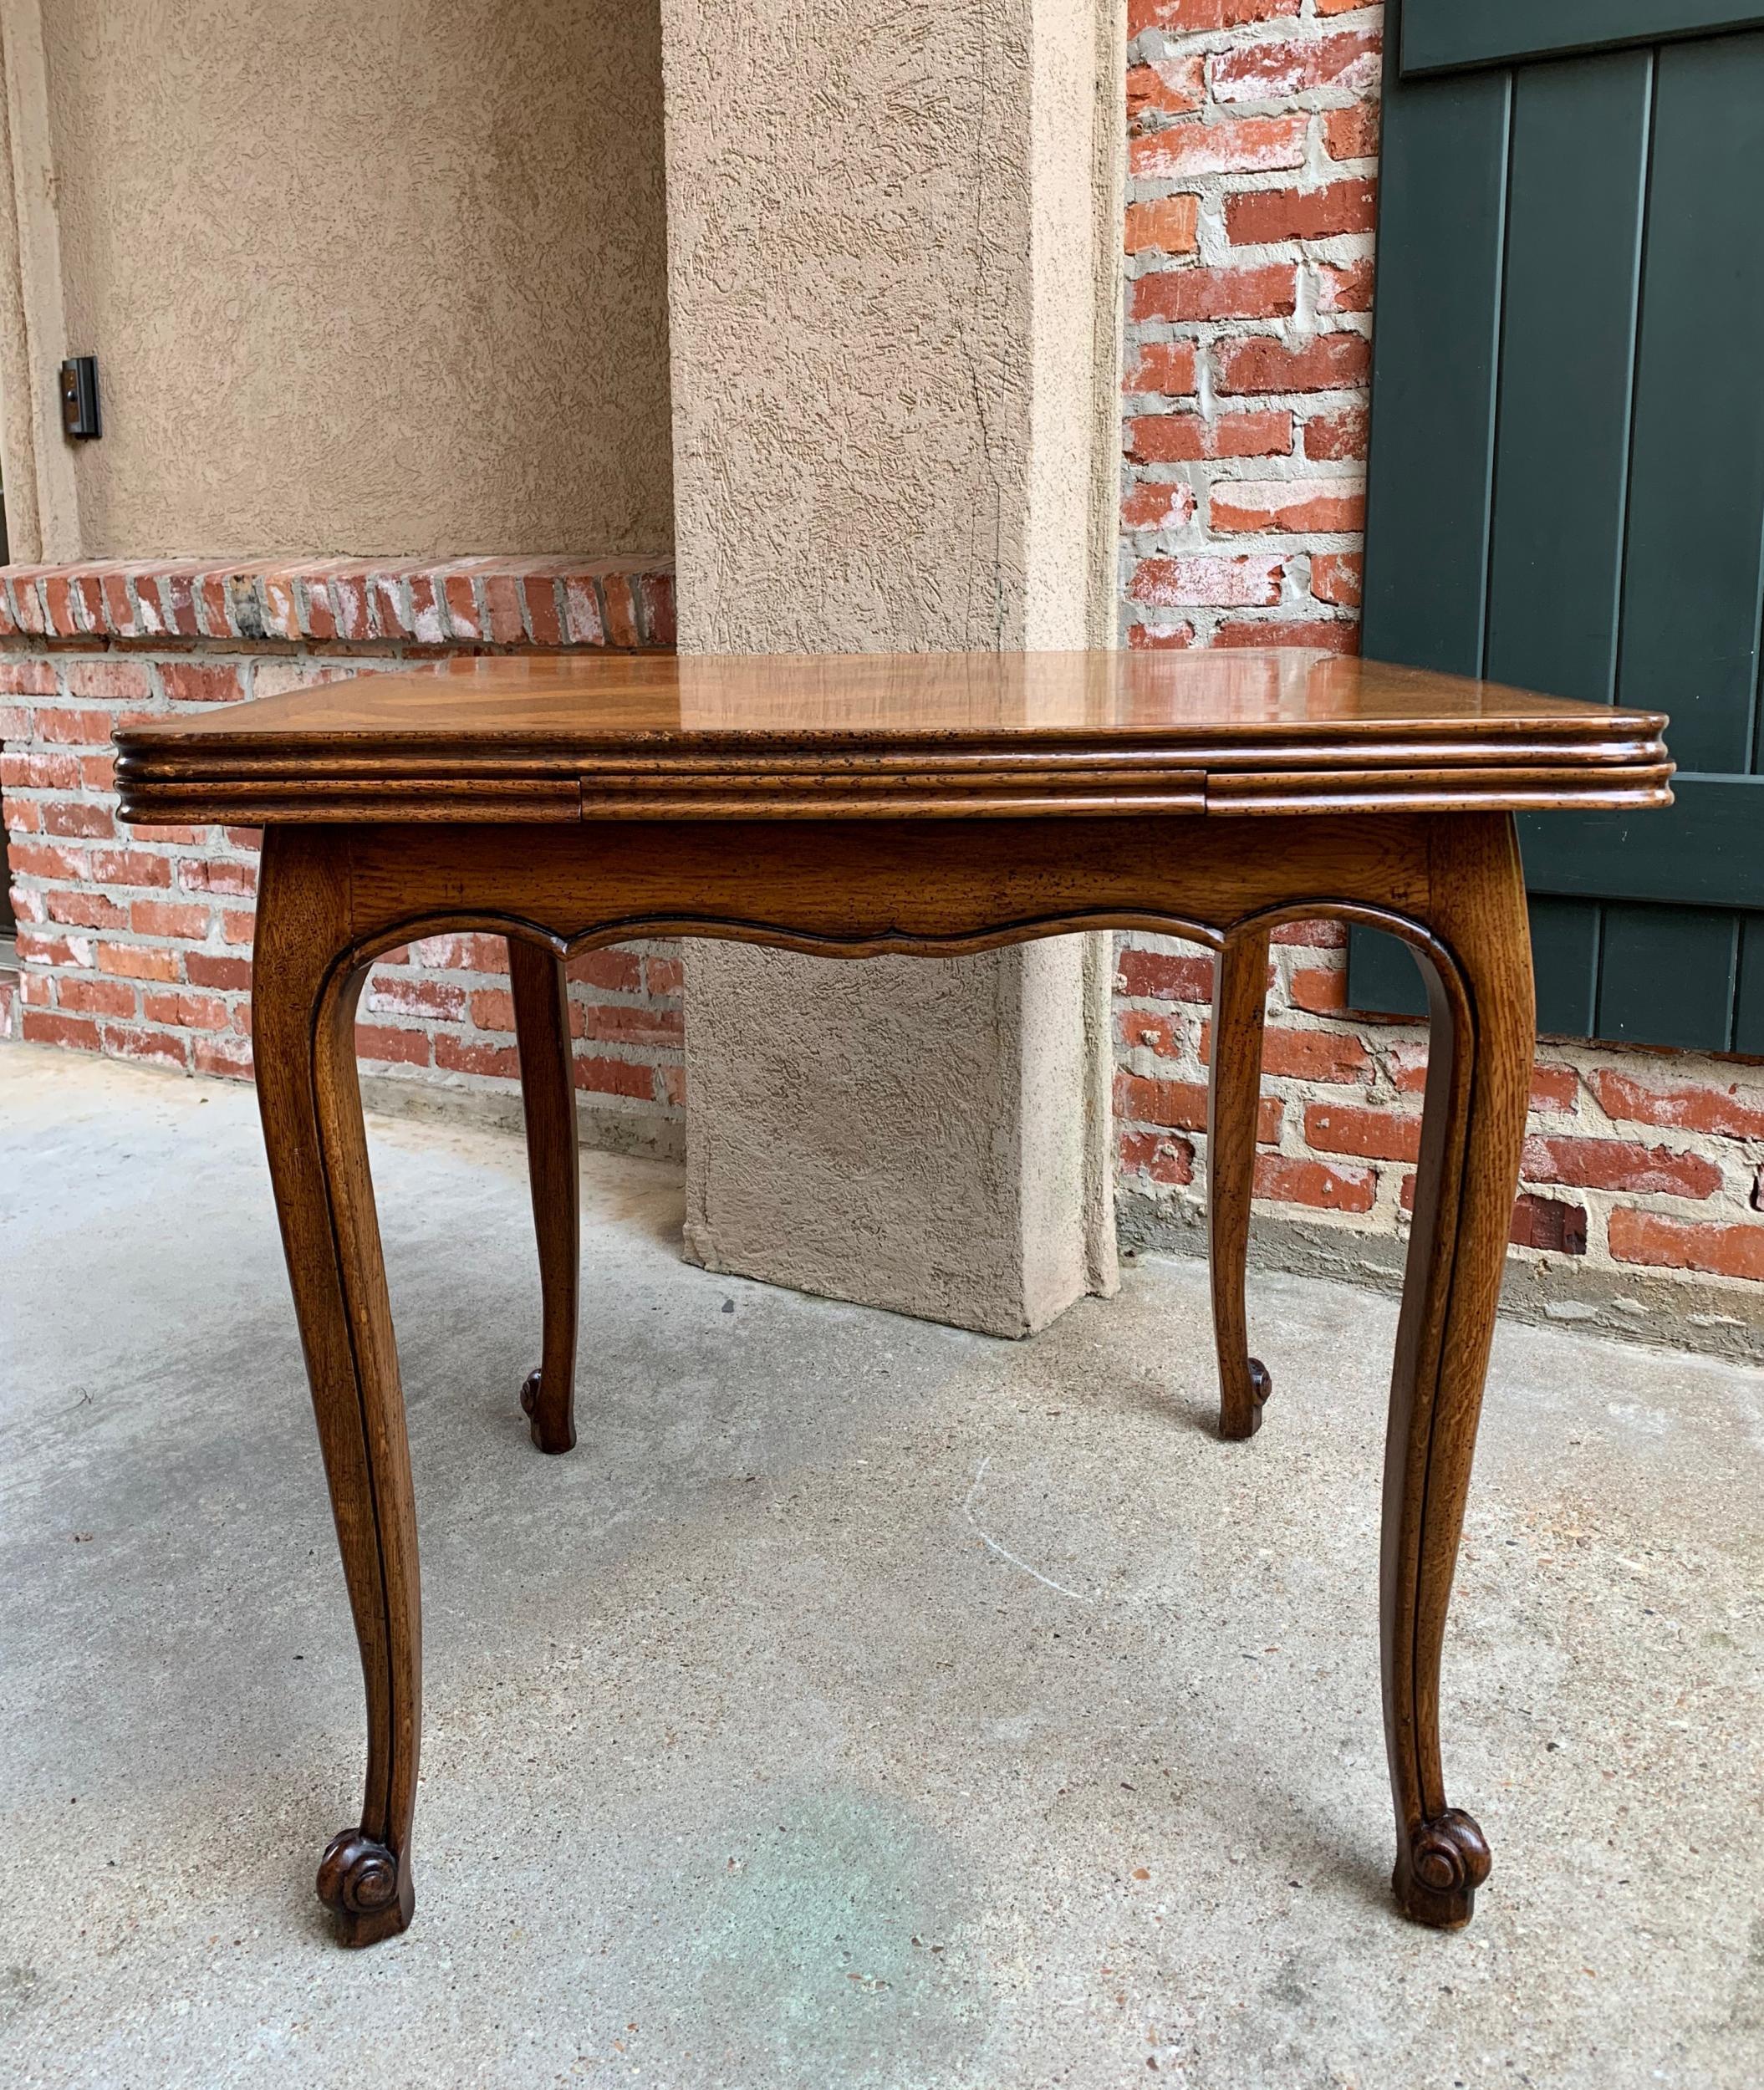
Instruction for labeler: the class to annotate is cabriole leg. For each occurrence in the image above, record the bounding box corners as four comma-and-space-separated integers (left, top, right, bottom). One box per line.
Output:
1383, 817, 1533, 1928
253, 830, 420, 1944
1207, 927, 1272, 1440
510, 939, 581, 1455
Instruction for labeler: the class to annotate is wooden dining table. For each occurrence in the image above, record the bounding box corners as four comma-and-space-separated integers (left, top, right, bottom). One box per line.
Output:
114, 647, 1671, 1945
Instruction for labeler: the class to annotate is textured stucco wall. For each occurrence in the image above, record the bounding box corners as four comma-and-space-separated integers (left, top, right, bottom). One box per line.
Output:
660, 0, 1119, 653
28, 0, 673, 560
663, 0, 1124, 1337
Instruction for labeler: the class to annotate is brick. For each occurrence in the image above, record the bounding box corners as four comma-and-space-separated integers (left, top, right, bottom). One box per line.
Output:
60, 657, 152, 702
35, 706, 115, 746
1507, 1194, 1588, 1254
355, 1022, 431, 1068
562, 576, 606, 647
178, 857, 257, 898
21, 1008, 101, 1053
108, 1026, 191, 1071
1201, 1022, 1369, 1082
1124, 194, 1201, 257
1133, 263, 1298, 324
1129, 0, 1299, 33
1272, 918, 1347, 948
1129, 555, 1285, 609
367, 975, 468, 1022
17, 930, 95, 968
1122, 480, 1200, 531
1216, 331, 1370, 395
1317, 259, 1376, 314
469, 987, 517, 1032
1127, 619, 1199, 650
1123, 340, 1198, 397
645, 953, 685, 997
1118, 1007, 1184, 1058
161, 661, 247, 706
1117, 946, 1215, 1002
1609, 1208, 1764, 1282
58, 976, 137, 1017
1288, 963, 1348, 1014
1310, 552, 1363, 607
45, 799, 115, 842
1252, 1154, 1375, 1212
408, 573, 446, 645
184, 951, 253, 991
482, 570, 524, 645
1126, 57, 1205, 129
1208, 28, 1380, 104
439, 569, 481, 640
3, 750, 82, 789
1226, 181, 1379, 246
575, 1055, 658, 1101
219, 909, 257, 945
1211, 479, 1365, 534
10, 839, 93, 881
1521, 1135, 1721, 1200
1117, 1070, 1280, 1141
89, 848, 171, 889
567, 946, 645, 994
142, 990, 229, 1032
195, 1036, 255, 1079
1531, 1063, 1580, 1113
1304, 404, 1370, 460
640, 570, 677, 649
523, 576, 564, 648
414, 931, 511, 973
435, 1034, 520, 1079
582, 1002, 685, 1048
599, 571, 642, 650
98, 942, 180, 982
1590, 1069, 1764, 1140
1321, 101, 1379, 161
1216, 617, 1359, 652
1120, 1129, 1196, 1187
46, 890, 128, 930
0, 657, 59, 696
1305, 1100, 1420, 1162
1126, 410, 1292, 463
1130, 115, 1308, 181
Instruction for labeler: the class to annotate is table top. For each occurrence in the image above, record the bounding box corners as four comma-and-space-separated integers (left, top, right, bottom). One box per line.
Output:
114, 649, 1674, 824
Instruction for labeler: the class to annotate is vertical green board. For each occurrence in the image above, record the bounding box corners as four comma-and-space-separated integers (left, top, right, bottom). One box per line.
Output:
1484, 51, 1652, 1039
1598, 905, 1739, 1044
1349, 48, 1510, 1017
1618, 35, 1764, 774
1359, 68, 1511, 674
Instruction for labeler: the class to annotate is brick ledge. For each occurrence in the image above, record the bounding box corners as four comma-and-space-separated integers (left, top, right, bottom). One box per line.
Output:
0, 555, 676, 651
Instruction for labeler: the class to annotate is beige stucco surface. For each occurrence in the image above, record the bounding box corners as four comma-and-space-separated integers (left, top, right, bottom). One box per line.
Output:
664, 0, 1124, 1336
17, 0, 673, 559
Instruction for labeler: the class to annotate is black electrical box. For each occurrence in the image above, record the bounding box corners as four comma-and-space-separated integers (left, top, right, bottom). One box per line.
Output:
59, 356, 100, 440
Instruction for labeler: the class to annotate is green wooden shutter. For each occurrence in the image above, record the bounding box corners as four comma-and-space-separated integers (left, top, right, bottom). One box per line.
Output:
1348, 0, 1764, 1049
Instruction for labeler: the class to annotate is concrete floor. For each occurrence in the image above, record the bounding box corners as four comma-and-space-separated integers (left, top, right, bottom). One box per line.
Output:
1, 1045, 1760, 2090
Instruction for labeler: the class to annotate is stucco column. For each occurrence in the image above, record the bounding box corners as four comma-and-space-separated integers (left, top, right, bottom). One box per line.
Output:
659, 0, 1124, 1336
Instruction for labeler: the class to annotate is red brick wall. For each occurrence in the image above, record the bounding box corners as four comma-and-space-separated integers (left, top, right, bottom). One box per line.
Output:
1113, 0, 1764, 1298
1, 558, 686, 1155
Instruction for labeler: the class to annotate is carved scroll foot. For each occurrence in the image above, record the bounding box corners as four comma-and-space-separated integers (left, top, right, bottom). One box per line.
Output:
1393, 1809, 1491, 1929
520, 1367, 576, 1455
1221, 1356, 1273, 1441
317, 1828, 415, 1945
